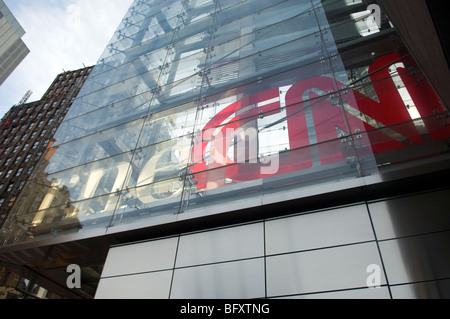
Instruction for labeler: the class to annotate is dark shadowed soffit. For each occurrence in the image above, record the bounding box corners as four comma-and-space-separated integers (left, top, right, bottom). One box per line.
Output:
379, 0, 450, 112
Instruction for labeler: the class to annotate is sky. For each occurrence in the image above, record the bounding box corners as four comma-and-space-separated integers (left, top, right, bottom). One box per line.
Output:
0, 0, 134, 119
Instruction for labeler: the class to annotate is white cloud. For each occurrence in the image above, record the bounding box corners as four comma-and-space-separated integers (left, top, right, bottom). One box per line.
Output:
0, 0, 134, 118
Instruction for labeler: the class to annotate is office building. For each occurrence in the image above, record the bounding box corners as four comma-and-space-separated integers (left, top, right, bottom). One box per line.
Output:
0, 0, 29, 85
0, 0, 449, 299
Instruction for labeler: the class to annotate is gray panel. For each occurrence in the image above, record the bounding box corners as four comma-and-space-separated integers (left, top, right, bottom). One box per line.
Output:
369, 189, 450, 240
391, 279, 450, 299
379, 231, 450, 285
101, 237, 179, 278
175, 223, 264, 268
170, 258, 265, 299
95, 270, 173, 299
266, 242, 386, 297
276, 287, 391, 299
265, 204, 374, 255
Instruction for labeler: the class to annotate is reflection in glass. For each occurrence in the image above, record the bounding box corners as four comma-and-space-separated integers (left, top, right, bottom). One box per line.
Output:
1, 0, 449, 246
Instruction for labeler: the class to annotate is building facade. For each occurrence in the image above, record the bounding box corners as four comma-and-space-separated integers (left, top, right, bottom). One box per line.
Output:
0, 67, 92, 299
0, 0, 29, 85
0, 0, 449, 299
0, 66, 93, 228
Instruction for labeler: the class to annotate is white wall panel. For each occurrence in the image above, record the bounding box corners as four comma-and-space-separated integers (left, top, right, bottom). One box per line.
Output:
265, 204, 374, 255
101, 237, 178, 278
175, 223, 264, 268
266, 242, 386, 297
95, 270, 173, 299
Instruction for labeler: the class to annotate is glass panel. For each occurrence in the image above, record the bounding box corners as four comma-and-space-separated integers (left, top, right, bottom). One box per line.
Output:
37, 118, 144, 176
27, 152, 132, 206
111, 177, 183, 227
74, 65, 162, 113
181, 137, 362, 214
11, 193, 119, 241
213, 0, 291, 28
356, 116, 450, 175
54, 92, 153, 145
126, 137, 193, 188
80, 46, 170, 98
138, 101, 198, 148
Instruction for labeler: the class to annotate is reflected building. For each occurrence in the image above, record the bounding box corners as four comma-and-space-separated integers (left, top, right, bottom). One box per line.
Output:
0, 66, 93, 228
0, 0, 29, 85
0, 0, 450, 299
0, 67, 92, 298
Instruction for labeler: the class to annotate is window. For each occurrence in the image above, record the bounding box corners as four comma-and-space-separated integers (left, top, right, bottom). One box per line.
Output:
18, 181, 26, 191
8, 197, 16, 207
16, 168, 24, 177
5, 170, 13, 179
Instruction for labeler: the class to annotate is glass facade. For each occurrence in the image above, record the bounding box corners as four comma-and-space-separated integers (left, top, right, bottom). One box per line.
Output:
1, 0, 449, 247
0, 0, 30, 85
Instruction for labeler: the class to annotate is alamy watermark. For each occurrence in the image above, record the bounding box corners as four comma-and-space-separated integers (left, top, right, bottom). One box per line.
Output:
366, 264, 382, 288
66, 264, 81, 289
66, 4, 82, 29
